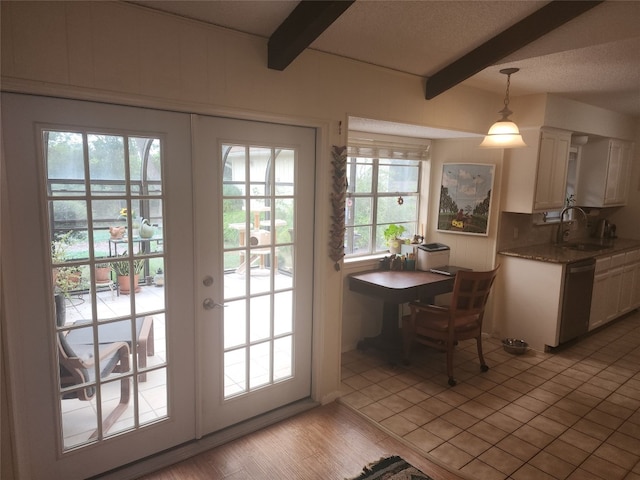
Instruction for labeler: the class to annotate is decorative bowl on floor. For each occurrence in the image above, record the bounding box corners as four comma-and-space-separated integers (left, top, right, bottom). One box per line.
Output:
502, 338, 528, 355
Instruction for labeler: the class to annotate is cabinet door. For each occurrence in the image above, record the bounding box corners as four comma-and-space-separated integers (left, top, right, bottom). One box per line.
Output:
634, 262, 640, 308
605, 267, 623, 321
589, 272, 608, 331
619, 264, 635, 313
534, 130, 571, 211
577, 138, 632, 207
604, 140, 623, 204
615, 142, 633, 204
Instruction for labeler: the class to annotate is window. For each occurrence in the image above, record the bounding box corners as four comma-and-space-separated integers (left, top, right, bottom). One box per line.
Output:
43, 129, 168, 450
344, 134, 430, 257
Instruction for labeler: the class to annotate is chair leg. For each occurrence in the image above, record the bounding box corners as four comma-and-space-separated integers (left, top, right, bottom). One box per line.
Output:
137, 316, 154, 382
446, 344, 456, 386
401, 317, 414, 365
89, 346, 131, 440
476, 336, 489, 373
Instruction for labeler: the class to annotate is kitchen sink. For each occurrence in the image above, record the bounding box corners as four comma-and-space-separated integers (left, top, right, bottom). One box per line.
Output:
560, 242, 613, 252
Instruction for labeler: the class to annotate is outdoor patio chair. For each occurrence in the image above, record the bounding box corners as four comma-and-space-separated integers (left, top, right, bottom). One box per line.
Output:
65, 316, 154, 381
401, 267, 499, 386
57, 308, 131, 439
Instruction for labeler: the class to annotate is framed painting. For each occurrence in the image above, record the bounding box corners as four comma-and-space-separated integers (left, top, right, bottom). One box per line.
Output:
437, 163, 495, 236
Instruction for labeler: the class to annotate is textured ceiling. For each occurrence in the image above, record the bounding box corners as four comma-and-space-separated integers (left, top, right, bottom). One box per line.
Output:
133, 0, 640, 122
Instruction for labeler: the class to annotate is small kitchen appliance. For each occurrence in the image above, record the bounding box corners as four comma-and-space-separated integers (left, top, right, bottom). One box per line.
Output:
417, 243, 450, 271
595, 218, 611, 239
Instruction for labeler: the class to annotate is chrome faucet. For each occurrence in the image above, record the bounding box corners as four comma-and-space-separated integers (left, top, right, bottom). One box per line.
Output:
556, 206, 588, 244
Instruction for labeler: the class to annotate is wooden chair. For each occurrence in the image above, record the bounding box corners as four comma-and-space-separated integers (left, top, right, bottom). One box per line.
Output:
56, 302, 131, 439
401, 267, 499, 386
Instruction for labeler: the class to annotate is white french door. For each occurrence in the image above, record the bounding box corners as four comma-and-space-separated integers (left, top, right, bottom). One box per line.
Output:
1, 94, 196, 479
1, 94, 316, 478
193, 115, 315, 434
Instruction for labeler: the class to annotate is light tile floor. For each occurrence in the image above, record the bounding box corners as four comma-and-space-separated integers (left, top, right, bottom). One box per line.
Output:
340, 310, 640, 480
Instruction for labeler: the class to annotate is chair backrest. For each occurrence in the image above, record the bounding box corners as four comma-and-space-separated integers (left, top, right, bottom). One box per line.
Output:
55, 294, 94, 400
449, 267, 499, 318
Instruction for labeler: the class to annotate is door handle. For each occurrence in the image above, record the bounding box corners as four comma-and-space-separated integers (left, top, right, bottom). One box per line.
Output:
203, 298, 226, 310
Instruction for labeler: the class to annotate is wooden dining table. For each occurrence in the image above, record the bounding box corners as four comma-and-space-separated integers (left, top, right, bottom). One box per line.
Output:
348, 269, 460, 362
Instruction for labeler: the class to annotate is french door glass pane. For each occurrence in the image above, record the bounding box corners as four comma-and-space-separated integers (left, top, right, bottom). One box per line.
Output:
43, 129, 169, 451
221, 143, 295, 400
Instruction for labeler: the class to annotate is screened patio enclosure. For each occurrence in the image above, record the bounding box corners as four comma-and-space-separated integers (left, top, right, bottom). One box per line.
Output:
45, 129, 169, 450
46, 128, 296, 448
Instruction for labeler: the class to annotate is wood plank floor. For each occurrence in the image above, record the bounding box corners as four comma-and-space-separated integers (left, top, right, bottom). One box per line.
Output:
138, 402, 463, 480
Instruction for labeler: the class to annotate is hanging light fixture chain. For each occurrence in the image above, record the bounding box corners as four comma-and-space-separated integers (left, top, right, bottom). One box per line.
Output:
504, 73, 511, 110
498, 67, 519, 120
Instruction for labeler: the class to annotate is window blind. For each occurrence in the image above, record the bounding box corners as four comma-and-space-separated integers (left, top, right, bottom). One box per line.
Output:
347, 131, 431, 161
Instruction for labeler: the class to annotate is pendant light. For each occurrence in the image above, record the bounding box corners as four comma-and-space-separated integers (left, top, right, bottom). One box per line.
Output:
479, 68, 526, 148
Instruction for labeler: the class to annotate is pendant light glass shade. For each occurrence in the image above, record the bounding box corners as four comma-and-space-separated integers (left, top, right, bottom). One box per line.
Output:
479, 120, 526, 148
480, 68, 527, 149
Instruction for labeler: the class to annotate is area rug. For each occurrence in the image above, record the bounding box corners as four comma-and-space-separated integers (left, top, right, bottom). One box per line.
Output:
347, 455, 434, 480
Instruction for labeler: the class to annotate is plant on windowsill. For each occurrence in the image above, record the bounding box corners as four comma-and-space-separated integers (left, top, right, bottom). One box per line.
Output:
111, 253, 144, 294
383, 224, 406, 254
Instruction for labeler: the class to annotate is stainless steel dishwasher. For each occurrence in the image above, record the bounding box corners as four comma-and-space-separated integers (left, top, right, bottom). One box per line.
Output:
559, 258, 596, 344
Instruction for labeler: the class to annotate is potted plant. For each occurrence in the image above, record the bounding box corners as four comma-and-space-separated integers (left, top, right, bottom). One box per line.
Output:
95, 263, 112, 283
51, 231, 83, 326
383, 224, 406, 254
112, 254, 144, 294
51, 231, 82, 300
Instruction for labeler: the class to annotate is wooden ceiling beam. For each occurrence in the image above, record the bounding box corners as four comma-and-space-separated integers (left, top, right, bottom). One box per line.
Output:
268, 0, 355, 71
425, 1, 603, 100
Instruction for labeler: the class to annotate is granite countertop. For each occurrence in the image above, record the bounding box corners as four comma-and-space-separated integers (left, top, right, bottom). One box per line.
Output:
498, 238, 640, 264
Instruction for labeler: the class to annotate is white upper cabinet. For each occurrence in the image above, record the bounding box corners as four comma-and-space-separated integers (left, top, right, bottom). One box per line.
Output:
502, 128, 572, 213
577, 138, 634, 207
534, 130, 572, 211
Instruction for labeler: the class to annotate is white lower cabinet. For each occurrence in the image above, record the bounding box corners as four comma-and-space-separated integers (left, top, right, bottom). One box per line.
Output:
620, 249, 640, 314
620, 265, 636, 313
496, 256, 564, 351
498, 248, 640, 351
605, 266, 624, 321
589, 249, 640, 331
633, 262, 640, 307
589, 272, 608, 331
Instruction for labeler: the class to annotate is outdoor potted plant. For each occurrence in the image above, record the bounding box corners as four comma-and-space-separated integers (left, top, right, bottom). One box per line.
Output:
51, 231, 83, 326
95, 263, 112, 283
383, 224, 406, 254
112, 254, 144, 294
51, 231, 82, 299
